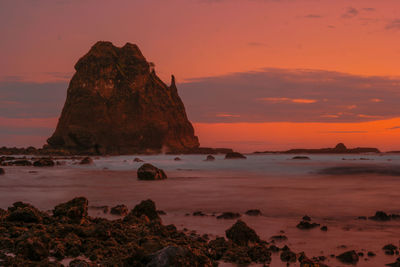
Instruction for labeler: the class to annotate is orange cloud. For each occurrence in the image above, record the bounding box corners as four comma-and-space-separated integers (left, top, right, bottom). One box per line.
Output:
258, 97, 317, 104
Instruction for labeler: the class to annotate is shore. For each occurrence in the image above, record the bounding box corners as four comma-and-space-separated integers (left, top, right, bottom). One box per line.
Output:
1, 154, 400, 266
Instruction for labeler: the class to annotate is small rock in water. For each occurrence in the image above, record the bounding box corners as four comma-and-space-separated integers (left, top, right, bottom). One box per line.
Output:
369, 211, 391, 221
205, 155, 215, 161
193, 211, 206, 216
320, 225, 328, 231
174, 157, 182, 161
270, 235, 288, 242
367, 251, 376, 257
336, 250, 359, 264
125, 199, 160, 221
33, 158, 55, 167
133, 157, 144, 162
137, 163, 167, 180
79, 157, 93, 165
0, 167, 4, 175
217, 212, 241, 219
245, 209, 262, 216
110, 204, 129, 216
225, 220, 260, 246
302, 215, 311, 221
292, 156, 310, 160
225, 152, 246, 159
296, 220, 320, 230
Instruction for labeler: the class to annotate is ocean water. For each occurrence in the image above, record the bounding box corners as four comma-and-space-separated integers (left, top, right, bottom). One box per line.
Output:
2, 153, 400, 266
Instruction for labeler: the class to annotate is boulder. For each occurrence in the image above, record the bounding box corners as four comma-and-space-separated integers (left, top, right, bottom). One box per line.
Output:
79, 157, 93, 165
336, 250, 359, 264
125, 199, 160, 221
110, 204, 129, 216
47, 41, 199, 154
6, 202, 44, 223
225, 220, 260, 246
33, 158, 55, 167
53, 197, 88, 224
225, 152, 246, 159
16, 237, 49, 261
137, 163, 167, 180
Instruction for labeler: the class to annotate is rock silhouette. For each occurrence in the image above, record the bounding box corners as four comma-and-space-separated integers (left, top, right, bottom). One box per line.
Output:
47, 41, 199, 154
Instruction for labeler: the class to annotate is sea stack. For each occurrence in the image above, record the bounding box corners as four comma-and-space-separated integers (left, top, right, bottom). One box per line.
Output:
47, 41, 199, 154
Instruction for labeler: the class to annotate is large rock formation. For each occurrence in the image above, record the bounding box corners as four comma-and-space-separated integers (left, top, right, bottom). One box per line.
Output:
47, 41, 199, 154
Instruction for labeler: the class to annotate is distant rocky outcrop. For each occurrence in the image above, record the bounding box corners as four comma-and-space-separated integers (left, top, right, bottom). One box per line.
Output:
47, 41, 199, 154
255, 143, 380, 154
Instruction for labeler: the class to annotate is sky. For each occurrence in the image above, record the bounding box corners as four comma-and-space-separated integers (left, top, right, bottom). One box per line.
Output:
1, 0, 400, 152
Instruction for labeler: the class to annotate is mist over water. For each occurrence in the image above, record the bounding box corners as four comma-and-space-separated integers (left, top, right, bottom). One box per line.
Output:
2, 154, 400, 266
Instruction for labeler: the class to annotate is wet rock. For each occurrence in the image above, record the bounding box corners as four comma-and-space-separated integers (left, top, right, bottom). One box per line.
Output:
137, 163, 167, 180
225, 152, 246, 159
6, 202, 44, 223
125, 199, 160, 221
336, 250, 359, 264
280, 249, 297, 262
302, 215, 311, 221
369, 211, 391, 221
33, 158, 55, 167
296, 220, 320, 230
133, 157, 144, 162
217, 212, 241, 219
367, 251, 376, 257
10, 159, 32, 166
110, 204, 129, 216
225, 220, 260, 246
245, 209, 261, 216
383, 244, 398, 255
79, 157, 93, 165
292, 156, 310, 160
193, 211, 206, 216
357, 216, 367, 220
0, 167, 5, 175
205, 155, 215, 161
53, 197, 88, 224
320, 226, 328, 231
16, 237, 49, 261
69, 259, 90, 267
207, 237, 230, 260
386, 257, 400, 267
174, 157, 181, 161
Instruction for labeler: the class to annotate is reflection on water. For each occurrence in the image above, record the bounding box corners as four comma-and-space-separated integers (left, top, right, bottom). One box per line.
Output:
1, 154, 400, 266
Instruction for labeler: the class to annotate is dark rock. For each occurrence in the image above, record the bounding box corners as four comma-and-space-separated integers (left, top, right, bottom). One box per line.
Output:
174, 157, 181, 161
137, 163, 167, 180
6, 202, 44, 223
386, 257, 400, 267
296, 221, 320, 230
79, 157, 93, 165
367, 251, 376, 257
16, 237, 49, 261
69, 259, 90, 267
133, 157, 144, 162
320, 226, 328, 231
302, 215, 311, 221
383, 244, 398, 255
47, 41, 199, 155
357, 216, 367, 220
336, 250, 359, 264
33, 158, 55, 167
126, 199, 160, 221
370, 211, 391, 221
217, 212, 241, 219
193, 211, 206, 216
53, 197, 88, 224
280, 249, 297, 262
270, 235, 287, 241
10, 159, 32, 166
245, 209, 261, 216
225, 220, 260, 246
156, 210, 166, 215
205, 155, 215, 161
110, 204, 129, 216
0, 167, 4, 175
225, 152, 246, 159
292, 156, 310, 160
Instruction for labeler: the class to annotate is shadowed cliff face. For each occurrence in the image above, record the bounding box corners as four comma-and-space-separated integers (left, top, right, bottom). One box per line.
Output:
47, 41, 199, 154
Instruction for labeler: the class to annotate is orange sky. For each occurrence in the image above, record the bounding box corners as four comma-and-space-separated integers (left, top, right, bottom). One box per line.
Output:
0, 0, 400, 151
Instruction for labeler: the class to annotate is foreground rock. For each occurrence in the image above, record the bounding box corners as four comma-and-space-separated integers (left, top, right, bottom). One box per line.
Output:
137, 163, 167, 180
336, 250, 359, 264
225, 152, 246, 159
47, 41, 199, 154
225, 220, 260, 246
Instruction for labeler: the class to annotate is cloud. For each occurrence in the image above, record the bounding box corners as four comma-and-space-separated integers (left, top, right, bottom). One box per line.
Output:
216, 113, 241, 118
322, 131, 368, 134
388, 126, 400, 130
248, 42, 269, 47
258, 97, 317, 104
386, 19, 400, 30
179, 68, 400, 123
341, 7, 358, 18
304, 14, 323, 19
